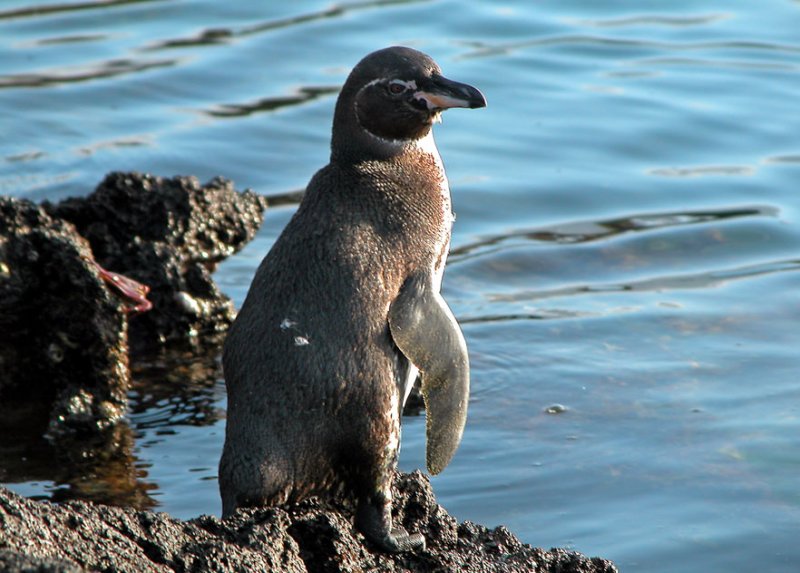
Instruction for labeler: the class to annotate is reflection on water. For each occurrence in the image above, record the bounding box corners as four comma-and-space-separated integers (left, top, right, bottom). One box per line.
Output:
0, 347, 224, 511
0, 0, 163, 21
573, 14, 731, 28
0, 58, 177, 89
0, 417, 156, 510
2, 1, 800, 572
146, 0, 429, 51
452, 205, 776, 254
460, 35, 800, 61
648, 165, 756, 177
129, 351, 224, 429
488, 256, 800, 303
765, 154, 800, 165
206, 86, 340, 118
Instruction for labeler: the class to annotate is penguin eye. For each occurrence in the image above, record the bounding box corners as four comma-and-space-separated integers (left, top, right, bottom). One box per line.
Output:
388, 81, 406, 95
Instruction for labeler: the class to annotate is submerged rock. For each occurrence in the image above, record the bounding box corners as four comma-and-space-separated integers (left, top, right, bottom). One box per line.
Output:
0, 472, 618, 573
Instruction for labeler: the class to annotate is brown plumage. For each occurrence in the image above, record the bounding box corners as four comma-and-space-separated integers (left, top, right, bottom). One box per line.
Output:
219, 46, 485, 552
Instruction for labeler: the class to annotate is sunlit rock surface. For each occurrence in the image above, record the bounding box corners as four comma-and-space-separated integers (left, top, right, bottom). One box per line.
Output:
0, 472, 617, 573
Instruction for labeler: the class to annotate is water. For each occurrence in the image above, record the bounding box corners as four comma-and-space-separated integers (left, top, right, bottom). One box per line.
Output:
2, 1, 800, 571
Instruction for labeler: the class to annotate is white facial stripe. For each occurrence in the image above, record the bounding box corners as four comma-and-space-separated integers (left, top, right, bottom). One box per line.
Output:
389, 79, 417, 90
362, 78, 383, 89
362, 78, 418, 91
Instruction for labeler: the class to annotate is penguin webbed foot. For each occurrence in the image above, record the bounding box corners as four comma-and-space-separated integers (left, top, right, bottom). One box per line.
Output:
386, 527, 426, 552
355, 499, 426, 553
368, 525, 426, 553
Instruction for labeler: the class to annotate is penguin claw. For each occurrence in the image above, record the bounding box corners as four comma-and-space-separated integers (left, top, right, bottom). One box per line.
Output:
355, 502, 426, 553
355, 498, 425, 553
388, 527, 425, 553
383, 527, 426, 553
365, 525, 426, 553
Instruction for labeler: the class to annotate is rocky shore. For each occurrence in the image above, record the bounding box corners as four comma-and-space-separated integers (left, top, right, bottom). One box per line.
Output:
0, 172, 618, 572
0, 172, 266, 442
0, 472, 616, 573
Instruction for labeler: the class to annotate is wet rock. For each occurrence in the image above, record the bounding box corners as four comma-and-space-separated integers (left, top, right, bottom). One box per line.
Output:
47, 172, 267, 354
0, 196, 130, 441
0, 472, 617, 573
0, 172, 265, 471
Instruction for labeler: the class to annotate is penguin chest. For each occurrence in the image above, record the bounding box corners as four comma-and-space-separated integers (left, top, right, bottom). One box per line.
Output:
397, 131, 454, 407
415, 130, 453, 293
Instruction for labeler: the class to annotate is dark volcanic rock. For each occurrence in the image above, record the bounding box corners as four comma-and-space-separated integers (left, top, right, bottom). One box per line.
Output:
0, 472, 618, 573
47, 172, 267, 354
0, 196, 129, 441
0, 173, 266, 485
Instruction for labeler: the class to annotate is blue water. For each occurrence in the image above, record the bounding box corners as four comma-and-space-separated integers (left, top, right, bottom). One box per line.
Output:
3, 1, 800, 571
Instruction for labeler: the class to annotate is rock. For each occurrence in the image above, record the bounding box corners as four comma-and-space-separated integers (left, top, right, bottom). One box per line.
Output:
0, 551, 84, 573
0, 196, 130, 441
0, 172, 266, 483
0, 472, 618, 573
46, 172, 267, 354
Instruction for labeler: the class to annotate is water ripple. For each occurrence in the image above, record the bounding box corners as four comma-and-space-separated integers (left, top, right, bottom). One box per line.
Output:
0, 0, 164, 21
33, 33, 109, 46
648, 165, 756, 177
4, 150, 47, 163
263, 189, 305, 207
488, 258, 800, 304
205, 86, 340, 118
764, 154, 800, 165
451, 205, 776, 260
630, 56, 798, 72
77, 136, 152, 156
573, 13, 731, 28
0, 57, 177, 89
145, 0, 429, 51
459, 35, 800, 60
461, 309, 593, 325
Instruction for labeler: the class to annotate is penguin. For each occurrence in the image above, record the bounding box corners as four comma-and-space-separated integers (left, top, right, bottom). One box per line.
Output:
219, 46, 486, 553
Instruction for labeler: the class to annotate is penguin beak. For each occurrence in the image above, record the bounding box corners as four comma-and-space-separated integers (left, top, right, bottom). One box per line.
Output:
414, 74, 487, 111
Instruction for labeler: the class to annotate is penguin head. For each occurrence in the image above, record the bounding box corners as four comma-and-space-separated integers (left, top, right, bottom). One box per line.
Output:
331, 46, 486, 162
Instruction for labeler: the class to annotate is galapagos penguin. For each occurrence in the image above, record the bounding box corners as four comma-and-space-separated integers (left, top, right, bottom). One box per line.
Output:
219, 46, 486, 553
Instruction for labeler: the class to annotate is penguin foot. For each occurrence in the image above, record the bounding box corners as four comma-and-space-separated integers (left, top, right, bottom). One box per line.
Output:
365, 526, 426, 553
385, 527, 427, 553
355, 500, 426, 553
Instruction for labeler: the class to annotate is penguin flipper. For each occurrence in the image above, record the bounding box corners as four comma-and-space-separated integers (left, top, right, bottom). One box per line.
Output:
388, 272, 470, 475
